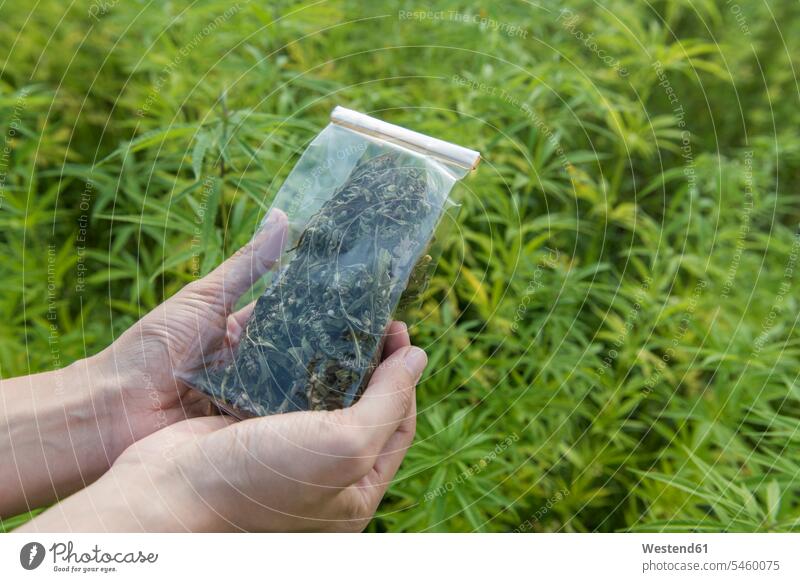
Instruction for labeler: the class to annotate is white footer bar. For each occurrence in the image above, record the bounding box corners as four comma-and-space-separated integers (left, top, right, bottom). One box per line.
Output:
1, 533, 797, 581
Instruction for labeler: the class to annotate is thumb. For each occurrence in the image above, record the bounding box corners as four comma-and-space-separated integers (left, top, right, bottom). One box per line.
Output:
337, 346, 427, 455
199, 209, 288, 313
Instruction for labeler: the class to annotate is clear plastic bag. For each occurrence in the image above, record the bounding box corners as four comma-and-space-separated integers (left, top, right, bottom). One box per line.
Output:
188, 106, 480, 418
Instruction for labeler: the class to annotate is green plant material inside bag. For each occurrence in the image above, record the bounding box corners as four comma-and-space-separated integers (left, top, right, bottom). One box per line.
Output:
198, 152, 439, 417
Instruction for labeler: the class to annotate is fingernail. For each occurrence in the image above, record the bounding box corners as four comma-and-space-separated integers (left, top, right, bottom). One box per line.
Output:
404, 347, 427, 380
391, 321, 407, 336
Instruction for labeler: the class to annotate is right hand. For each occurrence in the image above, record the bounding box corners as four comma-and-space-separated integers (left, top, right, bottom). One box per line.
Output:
20, 322, 425, 532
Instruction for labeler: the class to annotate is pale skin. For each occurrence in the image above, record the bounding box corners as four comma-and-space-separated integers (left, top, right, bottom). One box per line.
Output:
0, 210, 426, 531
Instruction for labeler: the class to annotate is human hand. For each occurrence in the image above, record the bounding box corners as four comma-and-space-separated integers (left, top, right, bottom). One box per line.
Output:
89, 210, 289, 459
0, 211, 290, 516
19, 322, 425, 532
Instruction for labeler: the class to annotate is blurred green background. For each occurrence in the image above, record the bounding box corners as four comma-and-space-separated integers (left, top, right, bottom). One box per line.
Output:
1, 0, 799, 532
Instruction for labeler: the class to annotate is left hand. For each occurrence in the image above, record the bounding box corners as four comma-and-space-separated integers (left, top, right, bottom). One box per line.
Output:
91, 209, 289, 459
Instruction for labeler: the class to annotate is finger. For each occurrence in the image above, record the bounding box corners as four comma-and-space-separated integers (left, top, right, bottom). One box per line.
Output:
196, 301, 257, 367
336, 346, 426, 456
177, 414, 235, 435
369, 384, 417, 492
345, 388, 416, 516
138, 414, 234, 454
382, 321, 410, 360
181, 389, 224, 418
226, 300, 256, 346
200, 209, 288, 313
136, 394, 221, 436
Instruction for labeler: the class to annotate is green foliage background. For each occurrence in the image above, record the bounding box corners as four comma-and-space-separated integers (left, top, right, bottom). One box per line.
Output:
1, 0, 799, 532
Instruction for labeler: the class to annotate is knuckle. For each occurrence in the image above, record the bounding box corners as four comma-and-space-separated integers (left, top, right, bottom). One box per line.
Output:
337, 496, 371, 532
331, 428, 362, 458
324, 421, 372, 477
233, 241, 255, 261
405, 414, 417, 438
351, 455, 376, 480
364, 376, 413, 420
179, 279, 218, 304
388, 377, 413, 415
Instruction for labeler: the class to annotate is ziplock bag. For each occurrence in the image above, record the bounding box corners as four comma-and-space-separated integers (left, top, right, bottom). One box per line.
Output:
188, 106, 480, 417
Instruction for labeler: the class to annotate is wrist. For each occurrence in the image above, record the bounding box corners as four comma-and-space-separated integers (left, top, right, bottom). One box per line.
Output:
19, 452, 231, 532
82, 347, 171, 462
0, 357, 120, 515
100, 460, 226, 532
66, 354, 128, 461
